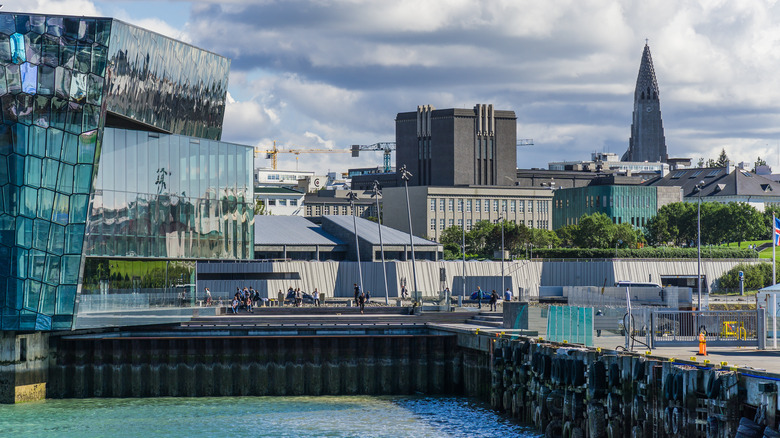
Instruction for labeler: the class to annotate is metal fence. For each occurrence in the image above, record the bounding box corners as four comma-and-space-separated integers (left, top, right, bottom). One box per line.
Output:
650, 310, 759, 347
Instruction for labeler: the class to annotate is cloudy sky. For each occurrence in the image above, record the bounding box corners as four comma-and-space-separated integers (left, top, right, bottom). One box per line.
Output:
11, 0, 780, 174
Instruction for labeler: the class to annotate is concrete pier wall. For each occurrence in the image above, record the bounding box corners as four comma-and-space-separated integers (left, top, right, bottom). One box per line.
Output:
0, 332, 49, 403
47, 335, 492, 398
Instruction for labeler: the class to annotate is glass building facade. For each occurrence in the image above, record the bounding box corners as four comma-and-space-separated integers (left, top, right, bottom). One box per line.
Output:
0, 12, 251, 331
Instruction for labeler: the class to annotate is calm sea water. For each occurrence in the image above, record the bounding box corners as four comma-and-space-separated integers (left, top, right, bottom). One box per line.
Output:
0, 395, 539, 438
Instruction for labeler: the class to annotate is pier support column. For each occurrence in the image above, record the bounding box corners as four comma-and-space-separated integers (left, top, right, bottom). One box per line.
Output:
0, 332, 49, 403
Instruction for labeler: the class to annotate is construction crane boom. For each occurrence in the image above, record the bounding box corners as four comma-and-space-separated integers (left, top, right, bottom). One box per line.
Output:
517, 139, 534, 146
350, 142, 396, 173
255, 141, 350, 170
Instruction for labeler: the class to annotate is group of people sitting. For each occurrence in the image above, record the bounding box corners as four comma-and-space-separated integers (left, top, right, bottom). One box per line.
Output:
280, 287, 321, 307
231, 287, 262, 314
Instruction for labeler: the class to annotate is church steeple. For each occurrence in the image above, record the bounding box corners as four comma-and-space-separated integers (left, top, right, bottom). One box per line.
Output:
622, 42, 667, 163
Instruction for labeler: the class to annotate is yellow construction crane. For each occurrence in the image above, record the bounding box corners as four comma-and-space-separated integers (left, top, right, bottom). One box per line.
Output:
255, 141, 350, 170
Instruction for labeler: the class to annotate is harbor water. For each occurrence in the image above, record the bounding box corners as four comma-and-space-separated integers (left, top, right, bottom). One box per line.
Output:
0, 395, 538, 437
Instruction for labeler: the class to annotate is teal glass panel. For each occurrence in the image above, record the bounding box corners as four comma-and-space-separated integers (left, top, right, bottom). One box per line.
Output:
11, 123, 28, 155
52, 192, 69, 224
32, 218, 49, 251
1, 94, 16, 124
59, 40, 74, 69
77, 130, 96, 163
24, 280, 39, 311
5, 64, 20, 93
0, 33, 9, 63
86, 74, 102, 105
12, 247, 27, 279
38, 64, 54, 95
91, 44, 106, 77
0, 215, 13, 247
64, 224, 84, 254
20, 61, 36, 94
40, 283, 55, 314
60, 132, 77, 164
20, 185, 37, 218
24, 32, 41, 65
26, 155, 41, 187
5, 184, 18, 216
56, 162, 73, 194
45, 17, 62, 37
79, 19, 95, 43
32, 95, 50, 128
8, 153, 23, 184
65, 101, 81, 134
47, 223, 65, 255
36, 188, 53, 220
9, 32, 24, 64
56, 284, 76, 314
0, 65, 6, 94
45, 128, 63, 160
29, 249, 45, 281
95, 20, 110, 47
49, 96, 67, 130
41, 158, 57, 190
44, 255, 60, 285
17, 94, 33, 125
70, 194, 87, 223
74, 43, 90, 73
83, 103, 98, 132
73, 164, 92, 194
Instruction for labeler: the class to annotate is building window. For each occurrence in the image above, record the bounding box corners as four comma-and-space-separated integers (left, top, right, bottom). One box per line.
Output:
448, 199, 454, 211
290, 199, 298, 206
466, 219, 472, 230
342, 206, 348, 215
448, 219, 454, 227
324, 206, 330, 215
430, 219, 435, 230
501, 200, 507, 212
440, 199, 445, 211
528, 220, 533, 228
430, 199, 436, 211
440, 219, 445, 229
475, 200, 481, 212
306, 206, 312, 216
602, 196, 607, 208
528, 201, 533, 213
457, 199, 463, 212
493, 200, 499, 211
315, 206, 322, 215
484, 200, 490, 211
279, 199, 287, 206
268, 199, 276, 206
458, 218, 463, 226
518, 200, 524, 212
466, 199, 472, 212
510, 200, 516, 212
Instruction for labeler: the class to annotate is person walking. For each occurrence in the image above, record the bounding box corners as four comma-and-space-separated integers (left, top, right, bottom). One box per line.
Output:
401, 285, 408, 299
365, 290, 371, 303
489, 289, 499, 312
313, 288, 320, 307
277, 289, 284, 307
295, 288, 302, 307
353, 283, 360, 306
476, 286, 483, 309
358, 290, 366, 314
205, 288, 212, 306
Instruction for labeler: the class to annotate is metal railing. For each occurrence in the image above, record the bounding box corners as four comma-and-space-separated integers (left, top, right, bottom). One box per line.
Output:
650, 310, 759, 347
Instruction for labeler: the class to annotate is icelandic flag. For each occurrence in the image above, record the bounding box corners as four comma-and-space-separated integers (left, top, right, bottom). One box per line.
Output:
775, 217, 780, 246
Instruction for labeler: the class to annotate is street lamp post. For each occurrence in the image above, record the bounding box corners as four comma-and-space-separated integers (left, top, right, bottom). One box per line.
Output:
462, 199, 466, 305
371, 181, 389, 305
696, 180, 704, 310
496, 217, 505, 297
347, 191, 364, 300
399, 165, 419, 307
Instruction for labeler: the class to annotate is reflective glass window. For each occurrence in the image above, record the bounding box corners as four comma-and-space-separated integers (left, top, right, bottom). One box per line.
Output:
32, 95, 50, 128
32, 219, 49, 251
6, 63, 20, 93
19, 62, 36, 94
9, 33, 24, 64
36, 188, 54, 220
24, 32, 41, 65
52, 192, 69, 225
25, 156, 41, 187
47, 223, 65, 255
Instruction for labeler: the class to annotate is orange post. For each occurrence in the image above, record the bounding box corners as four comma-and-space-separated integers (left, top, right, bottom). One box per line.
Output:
697, 331, 707, 356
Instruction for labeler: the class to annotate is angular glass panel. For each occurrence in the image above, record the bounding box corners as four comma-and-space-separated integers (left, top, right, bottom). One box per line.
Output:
74, 43, 91, 74
73, 164, 92, 194
48, 223, 65, 255
79, 19, 95, 43
56, 162, 73, 194
24, 32, 41, 65
25, 155, 41, 187
45, 128, 63, 159
87, 73, 102, 105
54, 66, 71, 99
90, 43, 106, 77
8, 153, 23, 185
36, 188, 54, 220
40, 33, 58, 67
20, 185, 37, 218
32, 219, 49, 251
40, 283, 55, 314
60, 132, 77, 164
0, 34, 10, 64
95, 20, 110, 47
69, 71, 86, 103
59, 40, 75, 69
32, 95, 50, 127
65, 101, 82, 134
77, 130, 96, 163
25, 279, 40, 311
82, 103, 98, 132
12, 247, 27, 279
41, 158, 58, 190
52, 192, 69, 224
0, 15, 14, 35
30, 16, 45, 35
56, 284, 76, 314
70, 194, 87, 223
0, 155, 8, 186
0, 93, 15, 123
45, 17, 63, 37
49, 96, 67, 130
0, 65, 6, 95
15, 15, 31, 34
15, 216, 32, 249
64, 224, 84, 254
10, 123, 27, 155
5, 184, 19, 216
20, 62, 37, 94
9, 32, 24, 64
6, 63, 20, 94
16, 93, 33, 125
62, 18, 79, 40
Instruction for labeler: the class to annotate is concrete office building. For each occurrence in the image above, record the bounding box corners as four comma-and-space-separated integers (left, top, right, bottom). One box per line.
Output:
395, 104, 517, 187
0, 12, 254, 331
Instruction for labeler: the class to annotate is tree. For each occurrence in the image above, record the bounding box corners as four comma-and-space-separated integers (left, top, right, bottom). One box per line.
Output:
440, 225, 465, 259
254, 199, 268, 215
723, 202, 764, 245
612, 223, 639, 248
555, 224, 579, 248
754, 157, 768, 172
715, 148, 730, 167
574, 212, 614, 249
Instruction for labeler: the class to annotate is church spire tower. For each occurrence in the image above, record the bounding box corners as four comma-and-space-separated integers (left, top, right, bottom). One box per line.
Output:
622, 42, 668, 162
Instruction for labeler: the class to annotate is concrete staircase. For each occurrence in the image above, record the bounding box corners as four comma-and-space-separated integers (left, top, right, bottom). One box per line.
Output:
465, 312, 503, 328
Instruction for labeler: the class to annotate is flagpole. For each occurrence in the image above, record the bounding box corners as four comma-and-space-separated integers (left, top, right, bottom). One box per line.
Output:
774, 213, 777, 285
